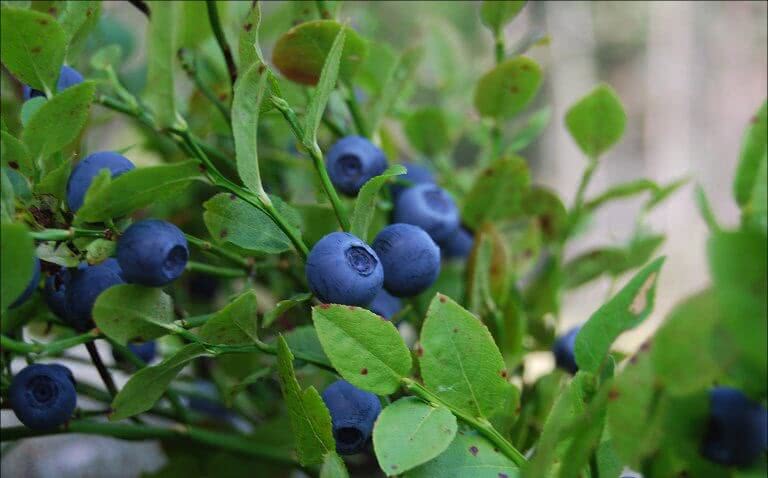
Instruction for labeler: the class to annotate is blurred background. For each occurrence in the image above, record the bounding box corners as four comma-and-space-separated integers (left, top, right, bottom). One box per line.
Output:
2, 1, 766, 476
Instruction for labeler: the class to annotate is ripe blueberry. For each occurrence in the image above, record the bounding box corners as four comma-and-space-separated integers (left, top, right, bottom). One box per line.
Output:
326, 136, 387, 196
553, 326, 580, 374
438, 226, 475, 260
321, 380, 381, 455
393, 183, 459, 242
390, 162, 435, 199
9, 363, 77, 430
10, 256, 40, 308
43, 265, 77, 319
66, 151, 135, 212
65, 259, 125, 331
117, 219, 189, 286
22, 65, 84, 100
367, 288, 402, 320
305, 232, 384, 306
701, 387, 768, 467
372, 224, 440, 297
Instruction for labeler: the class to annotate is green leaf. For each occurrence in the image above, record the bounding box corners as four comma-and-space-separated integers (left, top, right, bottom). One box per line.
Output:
76, 160, 202, 222
283, 325, 331, 368
199, 291, 258, 345
480, 1, 526, 35
232, 62, 269, 195
22, 81, 95, 161
262, 292, 313, 329
585, 178, 659, 212
59, 0, 97, 46
733, 101, 767, 208
474, 57, 542, 119
420, 294, 516, 420
463, 156, 530, 228
272, 20, 368, 86
350, 164, 406, 241
508, 106, 551, 152
643, 176, 689, 212
1, 131, 33, 178
93, 284, 174, 345
303, 26, 346, 147
203, 193, 299, 254
694, 184, 720, 232
34, 159, 71, 199
144, 1, 179, 128
320, 452, 349, 478
574, 257, 665, 374
521, 186, 568, 243
110, 343, 212, 421
555, 382, 611, 478
0, 223, 35, 310
84, 238, 116, 265
565, 84, 626, 159
368, 47, 422, 133
406, 429, 519, 478
275, 335, 335, 466
373, 397, 458, 475
404, 107, 451, 155
651, 290, 721, 395
312, 304, 412, 395
20, 97, 47, 127
237, 1, 264, 70
0, 6, 66, 93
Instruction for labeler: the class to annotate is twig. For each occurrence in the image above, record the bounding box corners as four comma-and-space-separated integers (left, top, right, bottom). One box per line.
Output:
186, 260, 248, 278
206, 0, 238, 89
85, 342, 118, 398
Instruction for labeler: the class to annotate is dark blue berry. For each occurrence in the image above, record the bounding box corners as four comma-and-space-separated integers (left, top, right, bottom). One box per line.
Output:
66, 151, 135, 212
10, 256, 40, 308
9, 363, 77, 430
390, 162, 435, 199
22, 65, 84, 100
372, 224, 440, 298
393, 183, 459, 242
553, 327, 580, 374
367, 288, 402, 320
701, 387, 768, 467
65, 260, 125, 331
326, 136, 387, 196
438, 226, 474, 260
117, 219, 189, 286
321, 380, 381, 455
43, 266, 76, 319
305, 232, 384, 306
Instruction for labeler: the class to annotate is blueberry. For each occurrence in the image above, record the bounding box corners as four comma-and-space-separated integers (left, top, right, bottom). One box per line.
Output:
326, 136, 387, 196
22, 65, 84, 100
390, 162, 435, 199
65, 260, 125, 331
438, 226, 474, 260
10, 256, 40, 308
305, 232, 384, 306
9, 363, 77, 430
117, 219, 189, 286
701, 387, 768, 467
553, 326, 580, 374
372, 224, 440, 298
43, 266, 74, 319
367, 288, 402, 320
113, 341, 157, 365
66, 151, 135, 212
393, 183, 459, 242
321, 380, 381, 455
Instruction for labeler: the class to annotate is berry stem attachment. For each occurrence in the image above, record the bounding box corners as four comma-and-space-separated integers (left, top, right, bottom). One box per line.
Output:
401, 377, 527, 468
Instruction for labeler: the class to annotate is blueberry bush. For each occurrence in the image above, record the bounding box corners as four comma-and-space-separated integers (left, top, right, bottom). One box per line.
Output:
1, 1, 766, 477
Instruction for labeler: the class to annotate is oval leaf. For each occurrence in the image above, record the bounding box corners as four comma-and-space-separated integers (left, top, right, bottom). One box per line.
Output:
0, 223, 35, 310
199, 290, 258, 345
0, 6, 66, 92
272, 20, 367, 86
480, 1, 526, 35
312, 304, 412, 395
373, 397, 458, 475
419, 294, 516, 420
232, 62, 269, 195
93, 284, 174, 344
463, 156, 530, 229
350, 164, 406, 241
144, 1, 179, 128
474, 57, 542, 119
565, 84, 626, 159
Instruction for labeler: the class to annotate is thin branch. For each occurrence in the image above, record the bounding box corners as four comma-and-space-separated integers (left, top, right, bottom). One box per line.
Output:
185, 260, 248, 278
85, 342, 118, 398
206, 0, 238, 89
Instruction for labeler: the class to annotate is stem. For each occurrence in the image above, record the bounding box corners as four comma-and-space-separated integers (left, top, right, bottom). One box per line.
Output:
494, 31, 505, 64
271, 96, 350, 231
0, 331, 98, 356
85, 342, 118, 398
206, 0, 237, 89
185, 234, 250, 269
176, 314, 213, 329
402, 378, 527, 467
30, 227, 106, 241
343, 83, 369, 138
490, 30, 505, 157
569, 158, 598, 235
179, 49, 231, 128
186, 260, 248, 278
0, 420, 298, 466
